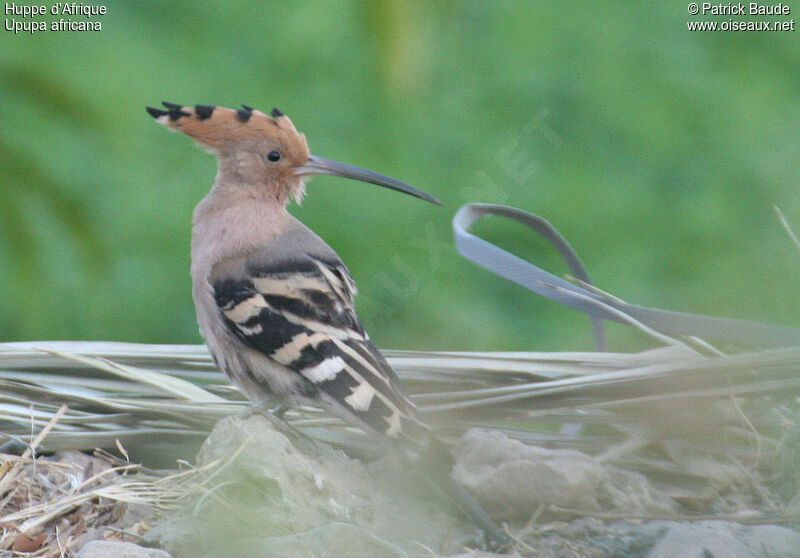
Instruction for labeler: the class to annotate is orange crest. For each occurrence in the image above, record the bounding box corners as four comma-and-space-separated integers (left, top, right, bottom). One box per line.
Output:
147, 102, 309, 162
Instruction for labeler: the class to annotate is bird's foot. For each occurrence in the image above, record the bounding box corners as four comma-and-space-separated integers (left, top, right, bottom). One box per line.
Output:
242, 402, 319, 456
483, 528, 511, 553
435, 472, 510, 552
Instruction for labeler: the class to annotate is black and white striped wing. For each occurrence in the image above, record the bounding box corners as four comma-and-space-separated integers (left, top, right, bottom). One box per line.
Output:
212, 253, 423, 441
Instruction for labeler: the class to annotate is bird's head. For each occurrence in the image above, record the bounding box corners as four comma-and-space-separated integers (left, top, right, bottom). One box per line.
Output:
147, 102, 440, 206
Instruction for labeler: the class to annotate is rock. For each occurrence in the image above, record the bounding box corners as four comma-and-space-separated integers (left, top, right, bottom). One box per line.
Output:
483, 518, 800, 558
155, 419, 800, 558
258, 523, 406, 558
448, 551, 522, 558
448, 551, 518, 558
116, 503, 158, 531
54, 450, 114, 489
452, 429, 675, 521
162, 414, 472, 557
76, 540, 172, 558
645, 521, 800, 558
69, 528, 105, 553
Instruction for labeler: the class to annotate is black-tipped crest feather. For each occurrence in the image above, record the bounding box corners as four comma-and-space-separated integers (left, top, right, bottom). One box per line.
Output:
146, 106, 168, 119
236, 106, 253, 122
168, 109, 189, 121
194, 105, 215, 120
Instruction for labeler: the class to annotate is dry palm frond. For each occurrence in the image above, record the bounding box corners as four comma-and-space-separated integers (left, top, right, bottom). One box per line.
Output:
1, 329, 799, 556
1, 335, 799, 485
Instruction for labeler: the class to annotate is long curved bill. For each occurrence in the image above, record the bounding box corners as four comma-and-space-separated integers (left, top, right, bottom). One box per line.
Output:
294, 155, 441, 205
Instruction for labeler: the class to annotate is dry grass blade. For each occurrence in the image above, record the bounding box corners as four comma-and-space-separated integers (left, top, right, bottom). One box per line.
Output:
0, 405, 67, 495
35, 348, 226, 403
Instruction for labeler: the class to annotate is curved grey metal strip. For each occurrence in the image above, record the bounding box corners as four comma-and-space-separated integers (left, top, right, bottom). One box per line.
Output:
453, 203, 800, 349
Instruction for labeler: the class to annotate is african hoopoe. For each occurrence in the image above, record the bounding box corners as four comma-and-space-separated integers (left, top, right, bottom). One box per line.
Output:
146, 102, 507, 547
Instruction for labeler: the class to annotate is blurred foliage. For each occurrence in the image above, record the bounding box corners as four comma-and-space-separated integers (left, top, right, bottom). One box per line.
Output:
1, 1, 799, 352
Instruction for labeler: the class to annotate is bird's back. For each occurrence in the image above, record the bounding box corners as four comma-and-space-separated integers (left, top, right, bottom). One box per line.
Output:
207, 218, 431, 446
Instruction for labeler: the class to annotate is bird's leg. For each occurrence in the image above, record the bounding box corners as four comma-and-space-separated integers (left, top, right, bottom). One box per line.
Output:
271, 402, 290, 420
241, 401, 319, 456
433, 474, 510, 552
417, 437, 510, 551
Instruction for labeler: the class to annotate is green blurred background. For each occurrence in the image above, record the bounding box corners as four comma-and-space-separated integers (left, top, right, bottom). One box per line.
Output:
1, 1, 799, 353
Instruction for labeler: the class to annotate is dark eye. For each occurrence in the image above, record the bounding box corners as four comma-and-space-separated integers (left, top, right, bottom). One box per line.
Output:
267, 150, 281, 162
